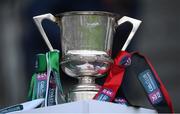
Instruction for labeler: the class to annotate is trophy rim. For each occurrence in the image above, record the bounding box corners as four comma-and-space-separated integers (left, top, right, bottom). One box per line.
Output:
56, 11, 120, 18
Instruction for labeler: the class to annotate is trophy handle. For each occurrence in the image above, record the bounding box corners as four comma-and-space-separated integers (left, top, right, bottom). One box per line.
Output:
33, 13, 56, 51
118, 16, 142, 51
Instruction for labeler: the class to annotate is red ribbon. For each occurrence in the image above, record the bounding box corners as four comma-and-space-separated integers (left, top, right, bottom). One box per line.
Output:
93, 51, 131, 101
94, 51, 174, 113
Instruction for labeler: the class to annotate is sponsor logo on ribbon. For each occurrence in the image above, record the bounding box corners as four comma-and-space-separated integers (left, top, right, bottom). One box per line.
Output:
119, 55, 131, 67
96, 88, 113, 101
138, 69, 163, 104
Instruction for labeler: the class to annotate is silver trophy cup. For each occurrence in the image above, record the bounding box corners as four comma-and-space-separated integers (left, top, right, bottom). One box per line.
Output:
33, 11, 141, 102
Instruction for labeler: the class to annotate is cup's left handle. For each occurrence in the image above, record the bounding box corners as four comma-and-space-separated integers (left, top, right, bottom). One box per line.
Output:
33, 13, 56, 51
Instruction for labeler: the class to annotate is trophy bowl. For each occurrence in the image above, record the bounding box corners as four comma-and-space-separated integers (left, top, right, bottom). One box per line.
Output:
57, 11, 118, 77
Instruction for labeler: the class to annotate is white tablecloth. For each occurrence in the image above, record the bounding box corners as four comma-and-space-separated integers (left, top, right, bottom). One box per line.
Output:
16, 100, 157, 114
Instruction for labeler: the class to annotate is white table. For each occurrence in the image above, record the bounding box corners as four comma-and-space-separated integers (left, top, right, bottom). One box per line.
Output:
17, 100, 157, 114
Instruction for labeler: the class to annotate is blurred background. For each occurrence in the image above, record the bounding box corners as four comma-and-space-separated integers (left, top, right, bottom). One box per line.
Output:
0, 0, 179, 112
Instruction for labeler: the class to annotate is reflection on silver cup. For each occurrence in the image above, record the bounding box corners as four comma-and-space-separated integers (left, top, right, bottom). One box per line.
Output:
62, 50, 112, 77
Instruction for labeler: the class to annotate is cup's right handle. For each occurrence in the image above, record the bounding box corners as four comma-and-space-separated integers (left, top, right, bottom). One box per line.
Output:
118, 16, 142, 51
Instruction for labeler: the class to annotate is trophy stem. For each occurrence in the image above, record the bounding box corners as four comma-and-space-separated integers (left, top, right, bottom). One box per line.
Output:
67, 76, 100, 102
78, 76, 95, 84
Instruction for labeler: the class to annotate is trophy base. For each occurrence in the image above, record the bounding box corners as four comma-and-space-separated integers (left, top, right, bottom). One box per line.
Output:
67, 76, 100, 102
